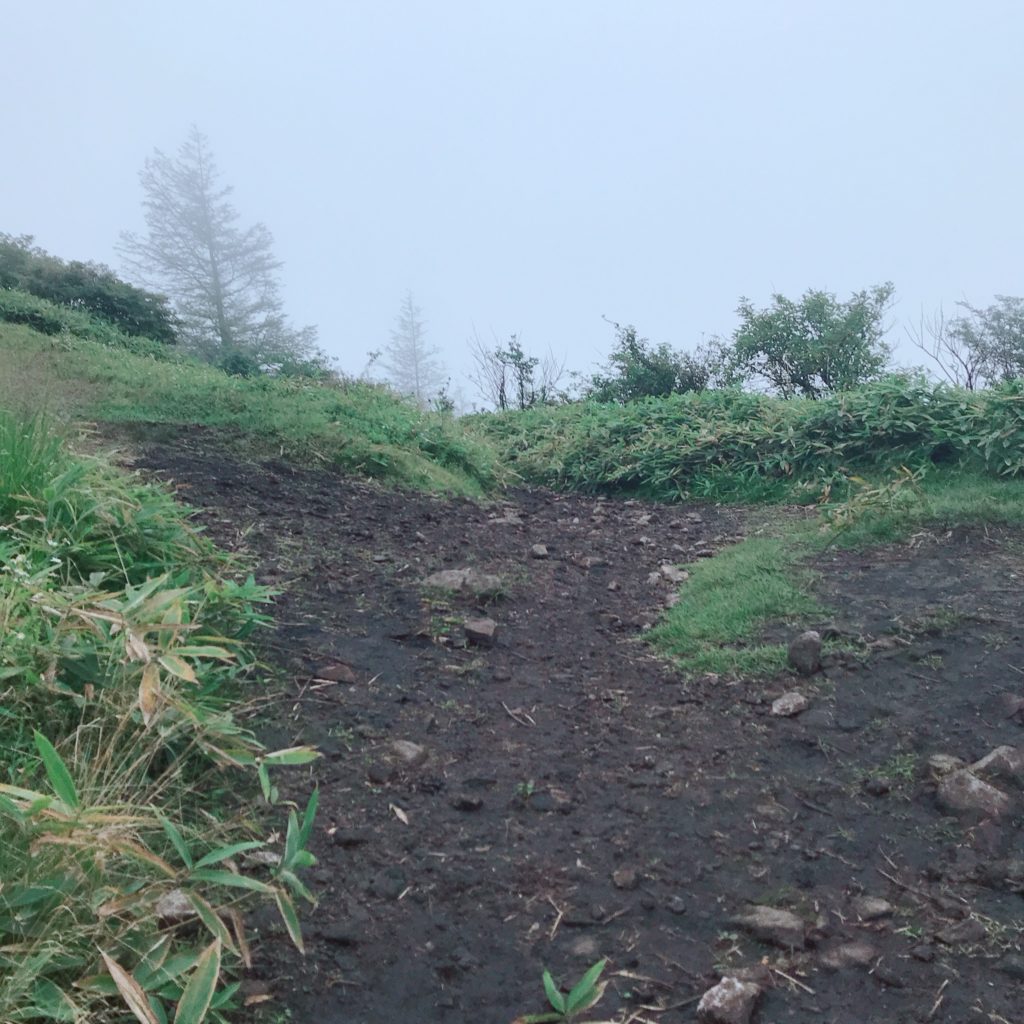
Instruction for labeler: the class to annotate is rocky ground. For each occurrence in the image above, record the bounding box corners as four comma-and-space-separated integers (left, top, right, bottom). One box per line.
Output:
113, 425, 1024, 1024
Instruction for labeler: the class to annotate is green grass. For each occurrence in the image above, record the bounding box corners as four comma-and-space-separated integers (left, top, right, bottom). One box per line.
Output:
0, 322, 499, 496
649, 532, 822, 675
648, 466, 1024, 677
0, 409, 315, 1023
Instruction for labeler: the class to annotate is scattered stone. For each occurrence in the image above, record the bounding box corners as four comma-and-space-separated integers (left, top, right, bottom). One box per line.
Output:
369, 867, 408, 900
665, 592, 680, 609
490, 512, 523, 526
331, 828, 371, 848
927, 753, 965, 776
771, 691, 810, 717
421, 567, 503, 597
530, 543, 549, 559
666, 895, 688, 915
820, 940, 878, 970
319, 922, 360, 946
936, 769, 1012, 818
313, 662, 357, 683
872, 962, 905, 988
971, 745, 1024, 786
864, 776, 892, 796
936, 917, 988, 945
607, 580, 620, 591
787, 630, 822, 676
647, 571, 663, 585
366, 762, 394, 785
997, 954, 1024, 980
612, 868, 638, 890
451, 793, 483, 812
527, 791, 556, 813
660, 563, 689, 584
732, 905, 806, 949
851, 896, 893, 921
390, 740, 428, 768
464, 617, 498, 646
155, 888, 194, 924
578, 556, 607, 569
686, 512, 703, 523
697, 976, 762, 1024
910, 944, 935, 962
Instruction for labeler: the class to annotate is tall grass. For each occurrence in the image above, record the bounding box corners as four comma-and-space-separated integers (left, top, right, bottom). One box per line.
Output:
0, 410, 316, 1023
474, 376, 1024, 503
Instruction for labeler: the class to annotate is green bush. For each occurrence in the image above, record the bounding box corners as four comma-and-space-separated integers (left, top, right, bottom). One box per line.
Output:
0, 233, 178, 344
0, 287, 175, 359
473, 375, 1024, 502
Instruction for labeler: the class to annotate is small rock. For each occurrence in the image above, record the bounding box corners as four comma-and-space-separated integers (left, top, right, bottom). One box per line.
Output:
936, 917, 988, 945
666, 895, 688, 915
578, 556, 607, 569
464, 617, 498, 646
313, 662, 357, 683
927, 753, 965, 776
771, 691, 810, 717
492, 666, 512, 682
971, 745, 1024, 786
937, 769, 1012, 819
319, 922, 359, 946
331, 828, 370, 848
451, 793, 483, 811
612, 868, 638, 890
367, 762, 394, 785
660, 563, 689, 584
851, 896, 893, 921
530, 544, 549, 559
910, 944, 935, 962
369, 868, 407, 900
607, 580, 620, 591
732, 905, 806, 949
527, 791, 556, 813
697, 976, 762, 1024
421, 568, 503, 597
788, 630, 822, 675
390, 740, 428, 767
155, 888, 194, 924
820, 940, 878, 970
864, 776, 892, 796
997, 954, 1024, 980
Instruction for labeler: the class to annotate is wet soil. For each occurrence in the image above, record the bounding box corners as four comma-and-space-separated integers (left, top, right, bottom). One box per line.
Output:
112, 425, 1024, 1024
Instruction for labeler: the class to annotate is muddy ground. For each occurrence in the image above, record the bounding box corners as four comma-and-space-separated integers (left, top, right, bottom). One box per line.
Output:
113, 426, 1023, 1024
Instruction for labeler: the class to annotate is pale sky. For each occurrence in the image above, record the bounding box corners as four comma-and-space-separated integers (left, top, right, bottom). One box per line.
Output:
4, 2, 1022, 401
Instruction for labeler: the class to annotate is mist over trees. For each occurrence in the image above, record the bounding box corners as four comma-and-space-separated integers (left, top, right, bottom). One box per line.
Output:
117, 126, 318, 370
382, 292, 446, 407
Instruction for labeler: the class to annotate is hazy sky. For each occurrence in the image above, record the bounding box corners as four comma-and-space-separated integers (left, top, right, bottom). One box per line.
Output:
4, 2, 1022, 400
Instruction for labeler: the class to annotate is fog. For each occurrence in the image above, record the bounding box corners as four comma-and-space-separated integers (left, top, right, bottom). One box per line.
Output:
4, 1, 1022, 400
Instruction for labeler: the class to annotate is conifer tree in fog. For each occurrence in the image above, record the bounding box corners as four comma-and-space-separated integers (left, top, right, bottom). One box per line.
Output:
383, 292, 446, 406
118, 126, 317, 367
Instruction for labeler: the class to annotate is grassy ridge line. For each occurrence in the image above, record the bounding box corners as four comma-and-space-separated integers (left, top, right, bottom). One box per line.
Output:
651, 469, 1024, 676
473, 377, 1024, 503
0, 411, 315, 1023
0, 322, 499, 496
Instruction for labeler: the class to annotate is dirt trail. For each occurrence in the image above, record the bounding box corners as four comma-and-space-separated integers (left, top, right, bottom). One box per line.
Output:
114, 426, 1024, 1024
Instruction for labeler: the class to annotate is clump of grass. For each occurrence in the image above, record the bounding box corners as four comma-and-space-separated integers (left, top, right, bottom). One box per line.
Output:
1, 321, 500, 496
0, 409, 316, 1023
648, 532, 822, 676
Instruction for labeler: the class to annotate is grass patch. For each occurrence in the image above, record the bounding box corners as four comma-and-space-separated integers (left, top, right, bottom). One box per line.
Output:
650, 466, 1024, 677
1, 322, 499, 496
649, 532, 822, 675
0, 409, 316, 1023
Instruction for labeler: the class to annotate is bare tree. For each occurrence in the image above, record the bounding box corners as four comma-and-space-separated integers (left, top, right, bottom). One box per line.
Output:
905, 306, 986, 390
907, 296, 1024, 390
468, 330, 566, 410
118, 125, 317, 365
382, 292, 446, 406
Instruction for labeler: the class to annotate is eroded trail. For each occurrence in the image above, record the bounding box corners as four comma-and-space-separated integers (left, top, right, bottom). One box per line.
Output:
115, 425, 1024, 1024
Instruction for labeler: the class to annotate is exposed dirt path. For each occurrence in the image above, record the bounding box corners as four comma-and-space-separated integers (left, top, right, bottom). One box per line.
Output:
111, 426, 1024, 1024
